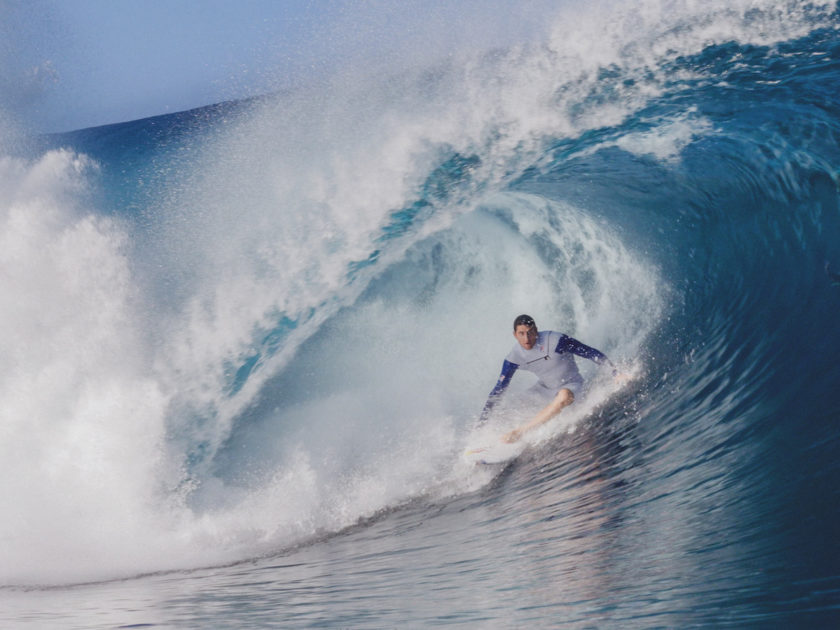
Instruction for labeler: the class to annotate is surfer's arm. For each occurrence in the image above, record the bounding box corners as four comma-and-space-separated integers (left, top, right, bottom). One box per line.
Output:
478, 360, 518, 424
556, 335, 617, 375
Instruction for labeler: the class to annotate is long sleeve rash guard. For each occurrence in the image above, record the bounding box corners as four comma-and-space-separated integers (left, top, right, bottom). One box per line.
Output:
480, 331, 613, 421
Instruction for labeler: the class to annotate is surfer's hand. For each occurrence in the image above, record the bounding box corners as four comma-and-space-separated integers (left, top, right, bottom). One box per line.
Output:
502, 428, 522, 443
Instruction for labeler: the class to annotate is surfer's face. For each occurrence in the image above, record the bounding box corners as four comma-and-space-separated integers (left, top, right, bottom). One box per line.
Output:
514, 324, 538, 350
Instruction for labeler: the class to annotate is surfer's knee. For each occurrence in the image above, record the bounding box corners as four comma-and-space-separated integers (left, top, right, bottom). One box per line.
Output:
550, 387, 574, 411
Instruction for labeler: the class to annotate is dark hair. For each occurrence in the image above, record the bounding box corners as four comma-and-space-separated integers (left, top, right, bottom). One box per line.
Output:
513, 314, 536, 330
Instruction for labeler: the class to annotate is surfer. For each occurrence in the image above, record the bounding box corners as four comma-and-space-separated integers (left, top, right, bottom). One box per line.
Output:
480, 314, 617, 443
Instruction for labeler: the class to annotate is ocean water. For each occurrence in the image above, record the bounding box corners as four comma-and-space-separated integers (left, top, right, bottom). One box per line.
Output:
3, 1, 840, 627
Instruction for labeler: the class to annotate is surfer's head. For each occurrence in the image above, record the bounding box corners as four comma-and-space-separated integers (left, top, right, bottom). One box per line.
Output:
513, 314, 537, 350
513, 314, 535, 330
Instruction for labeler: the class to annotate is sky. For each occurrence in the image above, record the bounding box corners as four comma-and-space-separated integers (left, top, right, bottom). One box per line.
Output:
1, 0, 555, 134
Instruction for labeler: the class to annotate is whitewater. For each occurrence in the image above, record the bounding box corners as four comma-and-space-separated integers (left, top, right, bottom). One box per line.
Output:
2, 1, 840, 627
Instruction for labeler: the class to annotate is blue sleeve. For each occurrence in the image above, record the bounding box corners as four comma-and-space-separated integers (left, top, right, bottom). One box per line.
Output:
478, 360, 518, 424
488, 359, 518, 397
555, 335, 615, 371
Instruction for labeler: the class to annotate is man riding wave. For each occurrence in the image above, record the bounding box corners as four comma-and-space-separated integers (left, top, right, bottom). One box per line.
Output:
480, 314, 617, 443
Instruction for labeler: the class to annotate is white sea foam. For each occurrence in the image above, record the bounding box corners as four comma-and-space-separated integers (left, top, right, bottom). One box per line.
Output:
0, 150, 177, 583
614, 112, 716, 162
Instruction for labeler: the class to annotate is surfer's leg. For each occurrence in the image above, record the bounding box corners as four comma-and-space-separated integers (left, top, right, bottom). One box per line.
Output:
503, 387, 574, 443
532, 387, 575, 426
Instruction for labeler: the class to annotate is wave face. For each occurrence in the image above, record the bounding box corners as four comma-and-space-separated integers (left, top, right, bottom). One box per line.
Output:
3, 1, 840, 625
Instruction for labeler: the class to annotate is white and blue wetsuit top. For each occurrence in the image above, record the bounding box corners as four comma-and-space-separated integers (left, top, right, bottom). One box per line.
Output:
480, 331, 613, 421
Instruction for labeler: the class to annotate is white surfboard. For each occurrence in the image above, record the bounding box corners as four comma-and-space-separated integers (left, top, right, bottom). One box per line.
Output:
463, 440, 525, 465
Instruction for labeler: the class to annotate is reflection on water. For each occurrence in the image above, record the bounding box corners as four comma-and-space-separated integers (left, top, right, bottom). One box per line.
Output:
4, 402, 810, 629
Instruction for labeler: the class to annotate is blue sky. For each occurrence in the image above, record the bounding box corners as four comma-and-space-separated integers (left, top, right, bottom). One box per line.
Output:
2, 0, 554, 134
3, 0, 350, 132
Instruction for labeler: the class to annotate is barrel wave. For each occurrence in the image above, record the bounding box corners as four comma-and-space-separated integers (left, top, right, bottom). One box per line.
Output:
2, 1, 840, 627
